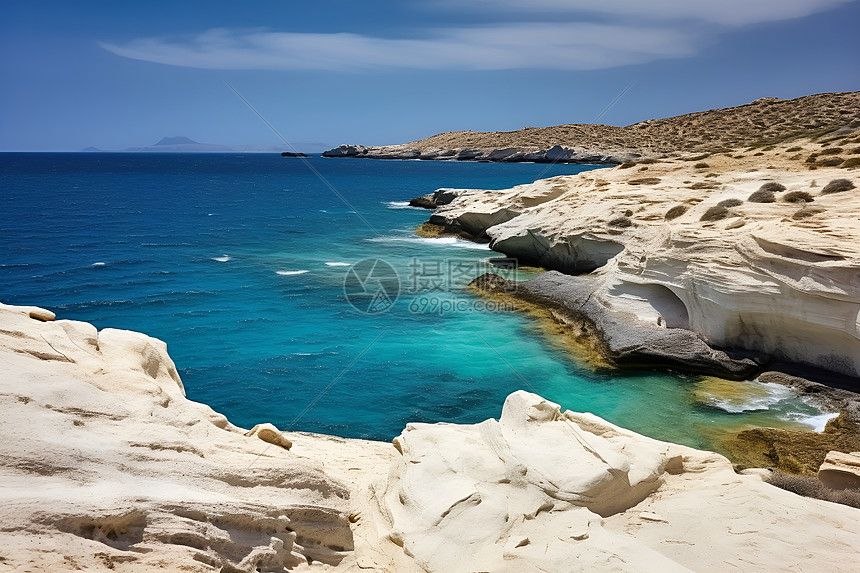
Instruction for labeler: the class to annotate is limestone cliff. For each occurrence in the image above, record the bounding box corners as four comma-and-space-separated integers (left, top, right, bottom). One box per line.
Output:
427, 129, 860, 378
0, 303, 394, 572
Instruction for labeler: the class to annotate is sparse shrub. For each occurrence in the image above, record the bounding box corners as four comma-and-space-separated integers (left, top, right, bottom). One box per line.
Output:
638, 158, 659, 164
619, 162, 636, 169
818, 147, 844, 155
821, 178, 856, 194
792, 207, 825, 219
717, 198, 743, 208
753, 152, 765, 156
842, 157, 860, 168
817, 157, 844, 167
700, 205, 730, 222
767, 471, 860, 509
806, 155, 818, 163
624, 209, 633, 217
627, 177, 662, 185
665, 205, 688, 220
786, 146, 802, 152
759, 182, 786, 193
783, 191, 814, 203
694, 162, 709, 169
608, 216, 633, 228
690, 181, 718, 190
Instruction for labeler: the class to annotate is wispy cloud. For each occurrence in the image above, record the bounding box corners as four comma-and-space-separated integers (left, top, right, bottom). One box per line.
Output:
461, 0, 856, 26
99, 0, 854, 72
100, 23, 698, 71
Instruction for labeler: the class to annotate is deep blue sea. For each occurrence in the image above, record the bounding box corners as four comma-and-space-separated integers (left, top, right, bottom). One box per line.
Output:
0, 153, 832, 451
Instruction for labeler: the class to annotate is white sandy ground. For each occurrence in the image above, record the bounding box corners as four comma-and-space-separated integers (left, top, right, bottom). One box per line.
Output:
1, 302, 859, 572
430, 138, 860, 379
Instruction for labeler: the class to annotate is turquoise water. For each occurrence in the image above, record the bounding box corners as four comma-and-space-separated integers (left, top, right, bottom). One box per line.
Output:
0, 153, 830, 450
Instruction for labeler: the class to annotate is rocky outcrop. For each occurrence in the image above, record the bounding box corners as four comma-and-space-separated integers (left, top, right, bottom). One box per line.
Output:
431, 131, 860, 380
371, 390, 860, 572
3, 303, 860, 572
818, 451, 860, 489
0, 302, 395, 572
323, 143, 634, 164
472, 272, 762, 379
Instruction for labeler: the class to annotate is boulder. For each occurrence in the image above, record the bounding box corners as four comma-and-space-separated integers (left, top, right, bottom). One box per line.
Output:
322, 144, 368, 157
818, 451, 860, 489
408, 193, 436, 209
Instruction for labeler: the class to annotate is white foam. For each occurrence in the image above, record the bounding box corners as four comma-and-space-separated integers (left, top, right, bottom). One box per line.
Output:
704, 381, 795, 413
367, 236, 491, 250
212, 255, 231, 262
276, 270, 309, 276
325, 262, 351, 267
790, 411, 840, 432
384, 200, 421, 210
91, 262, 106, 267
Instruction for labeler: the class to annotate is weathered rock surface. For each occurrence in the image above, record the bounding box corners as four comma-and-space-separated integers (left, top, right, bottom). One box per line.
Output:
435, 131, 860, 379
472, 272, 762, 379
372, 390, 860, 573
4, 303, 860, 572
818, 450, 860, 489
0, 303, 395, 572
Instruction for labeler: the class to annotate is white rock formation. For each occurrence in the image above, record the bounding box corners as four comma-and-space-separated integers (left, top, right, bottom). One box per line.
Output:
430, 142, 860, 377
0, 303, 394, 572
372, 391, 860, 573
2, 302, 860, 572
818, 450, 860, 489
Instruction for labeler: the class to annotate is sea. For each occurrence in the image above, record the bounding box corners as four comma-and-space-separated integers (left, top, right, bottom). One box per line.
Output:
0, 153, 834, 452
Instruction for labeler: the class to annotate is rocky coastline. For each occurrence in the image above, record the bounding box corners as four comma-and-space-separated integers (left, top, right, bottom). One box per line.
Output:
323, 143, 633, 164
415, 126, 860, 385
3, 301, 860, 572
323, 92, 860, 165
5, 91, 860, 571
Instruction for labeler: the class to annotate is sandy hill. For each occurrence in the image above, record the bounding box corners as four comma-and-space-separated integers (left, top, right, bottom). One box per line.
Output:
406, 92, 860, 152
324, 92, 860, 163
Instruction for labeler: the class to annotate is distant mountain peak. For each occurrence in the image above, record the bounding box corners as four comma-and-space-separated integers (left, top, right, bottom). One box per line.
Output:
155, 136, 199, 146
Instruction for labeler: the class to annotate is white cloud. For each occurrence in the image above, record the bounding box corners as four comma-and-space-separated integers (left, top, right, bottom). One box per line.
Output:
100, 23, 698, 71
461, 0, 856, 27
99, 0, 854, 72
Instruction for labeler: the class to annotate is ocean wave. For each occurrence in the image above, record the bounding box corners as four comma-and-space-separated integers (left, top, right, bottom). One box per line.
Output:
324, 262, 351, 267
366, 236, 491, 250
91, 262, 107, 267
383, 200, 422, 210
276, 270, 310, 276
212, 255, 231, 262
787, 411, 839, 432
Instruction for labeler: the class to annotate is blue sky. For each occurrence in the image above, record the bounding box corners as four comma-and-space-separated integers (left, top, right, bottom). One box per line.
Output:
1, 0, 858, 151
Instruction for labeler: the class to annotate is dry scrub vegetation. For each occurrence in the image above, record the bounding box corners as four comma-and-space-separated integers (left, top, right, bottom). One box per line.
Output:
400, 92, 860, 154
